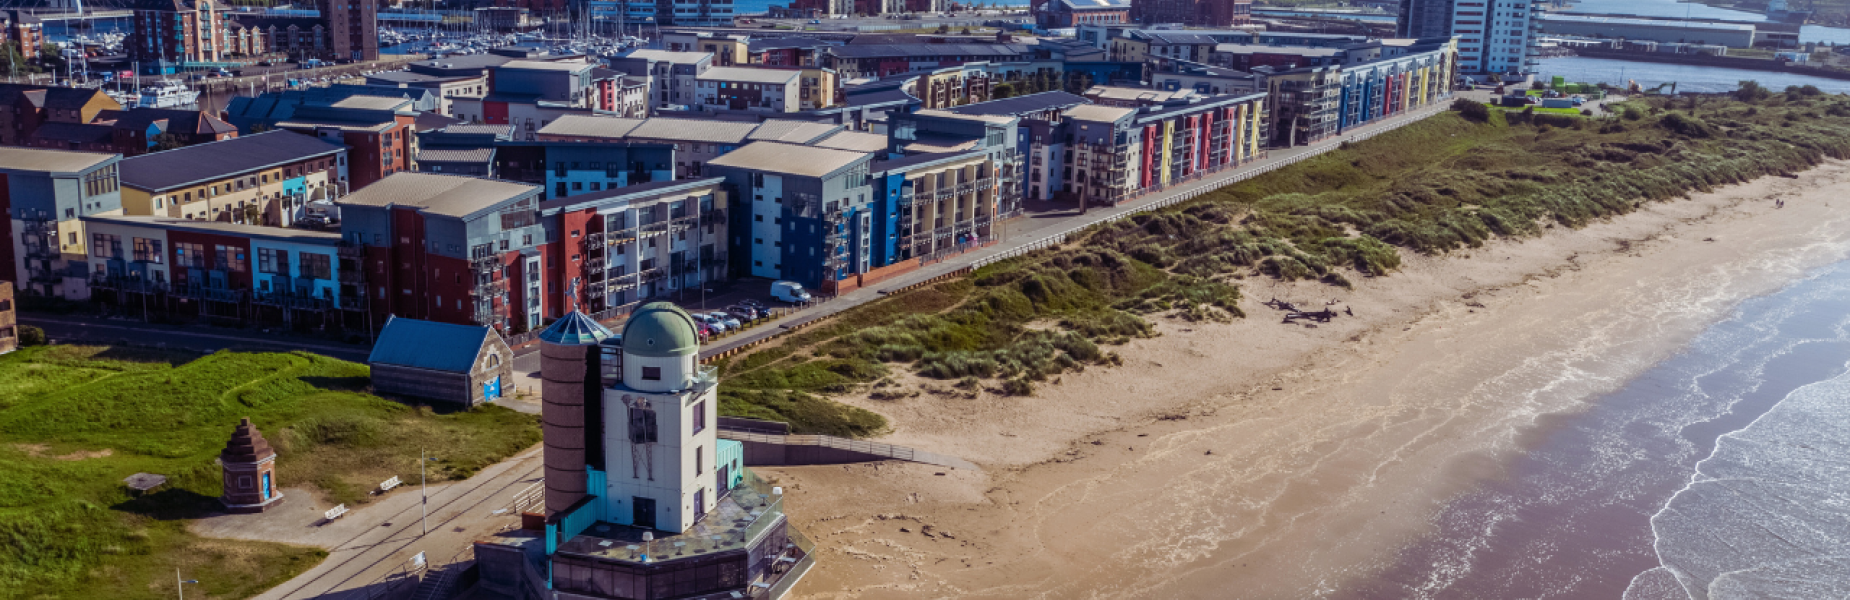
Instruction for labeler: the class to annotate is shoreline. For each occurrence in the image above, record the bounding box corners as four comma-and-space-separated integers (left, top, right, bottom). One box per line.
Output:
766, 159, 1850, 598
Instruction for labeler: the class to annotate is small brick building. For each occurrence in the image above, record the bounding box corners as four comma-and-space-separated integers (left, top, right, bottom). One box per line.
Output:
220, 417, 284, 513
367, 316, 516, 406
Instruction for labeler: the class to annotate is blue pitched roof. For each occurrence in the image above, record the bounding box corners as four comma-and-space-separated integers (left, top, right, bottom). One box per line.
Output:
538, 311, 612, 345
367, 317, 496, 372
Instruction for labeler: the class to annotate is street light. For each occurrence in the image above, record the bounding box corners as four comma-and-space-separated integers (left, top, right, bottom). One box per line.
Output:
176, 570, 198, 600
421, 450, 439, 535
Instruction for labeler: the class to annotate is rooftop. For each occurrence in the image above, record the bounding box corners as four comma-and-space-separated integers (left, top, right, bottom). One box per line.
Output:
369, 317, 496, 372
0, 146, 114, 174
627, 117, 753, 144
120, 130, 345, 191
1085, 85, 1195, 103
810, 130, 888, 153
697, 66, 801, 85
500, 59, 597, 72
1213, 43, 1345, 57
945, 91, 1090, 117
555, 470, 785, 565
1064, 104, 1136, 122
706, 141, 871, 178
537, 114, 646, 139
539, 177, 725, 213
826, 43, 1028, 59
745, 119, 841, 143
910, 109, 1016, 124
367, 70, 477, 84
82, 215, 342, 244
329, 95, 414, 111
417, 147, 496, 164
339, 173, 538, 219
619, 49, 713, 63
443, 123, 513, 136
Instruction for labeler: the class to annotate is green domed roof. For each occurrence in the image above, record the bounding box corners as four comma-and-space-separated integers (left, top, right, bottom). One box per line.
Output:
621, 302, 701, 357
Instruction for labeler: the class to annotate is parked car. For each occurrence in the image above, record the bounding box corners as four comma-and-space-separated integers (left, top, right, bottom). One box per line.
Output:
696, 321, 714, 339
694, 313, 729, 333
740, 298, 768, 311
771, 281, 811, 303
726, 304, 761, 320
709, 312, 741, 329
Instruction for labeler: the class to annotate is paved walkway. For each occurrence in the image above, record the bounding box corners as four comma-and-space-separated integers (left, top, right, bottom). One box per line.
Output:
696, 98, 1465, 360
199, 447, 545, 600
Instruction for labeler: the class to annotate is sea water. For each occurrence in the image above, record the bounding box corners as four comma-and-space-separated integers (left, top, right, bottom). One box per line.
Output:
1349, 259, 1850, 598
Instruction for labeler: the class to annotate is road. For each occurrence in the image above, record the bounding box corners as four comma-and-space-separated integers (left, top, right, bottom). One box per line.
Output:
198, 447, 546, 600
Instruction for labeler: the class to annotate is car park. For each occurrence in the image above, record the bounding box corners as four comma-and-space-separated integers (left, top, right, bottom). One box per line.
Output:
709, 312, 741, 330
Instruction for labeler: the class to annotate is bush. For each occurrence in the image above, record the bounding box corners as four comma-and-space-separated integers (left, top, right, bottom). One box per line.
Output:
1452, 97, 1491, 122
17, 324, 45, 347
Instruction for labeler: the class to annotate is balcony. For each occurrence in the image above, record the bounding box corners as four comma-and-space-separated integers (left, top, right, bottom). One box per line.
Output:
339, 296, 366, 310
582, 232, 605, 248
471, 255, 501, 272
337, 270, 363, 285
470, 279, 509, 297
337, 243, 365, 258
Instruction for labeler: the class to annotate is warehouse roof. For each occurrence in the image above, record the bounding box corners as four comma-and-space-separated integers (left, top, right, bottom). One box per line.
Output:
627, 117, 753, 144
706, 141, 870, 178
536, 114, 647, 139
120, 131, 344, 191
697, 66, 802, 84
811, 130, 888, 152
619, 49, 712, 63
339, 172, 537, 219
746, 119, 841, 143
1064, 104, 1135, 122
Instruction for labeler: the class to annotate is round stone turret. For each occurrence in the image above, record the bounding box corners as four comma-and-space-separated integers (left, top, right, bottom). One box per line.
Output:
621, 303, 702, 393
539, 311, 614, 515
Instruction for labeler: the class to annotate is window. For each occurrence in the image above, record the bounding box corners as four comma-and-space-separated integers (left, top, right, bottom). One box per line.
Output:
133, 238, 162, 263
695, 445, 703, 475
214, 244, 247, 272
175, 242, 206, 268
300, 253, 331, 279
91, 233, 121, 258
258, 248, 289, 275
642, 366, 661, 380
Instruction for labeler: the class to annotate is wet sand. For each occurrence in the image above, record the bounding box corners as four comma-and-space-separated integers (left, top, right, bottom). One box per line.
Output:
766, 160, 1850, 599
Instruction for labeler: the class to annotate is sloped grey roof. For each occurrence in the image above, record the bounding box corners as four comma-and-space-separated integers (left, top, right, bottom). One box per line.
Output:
707, 141, 870, 178
119, 130, 345, 192
369, 317, 495, 372
536, 114, 646, 139
339, 173, 538, 219
811, 130, 888, 152
627, 117, 753, 144
746, 120, 841, 143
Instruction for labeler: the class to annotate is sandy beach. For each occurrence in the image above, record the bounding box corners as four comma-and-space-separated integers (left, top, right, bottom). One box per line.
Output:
763, 160, 1850, 599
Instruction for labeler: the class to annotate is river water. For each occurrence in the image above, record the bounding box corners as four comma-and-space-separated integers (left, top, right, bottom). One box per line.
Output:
1349, 256, 1850, 598
1539, 56, 1850, 93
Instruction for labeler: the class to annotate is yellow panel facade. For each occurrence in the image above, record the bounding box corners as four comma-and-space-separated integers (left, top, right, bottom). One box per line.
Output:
1159, 120, 1174, 187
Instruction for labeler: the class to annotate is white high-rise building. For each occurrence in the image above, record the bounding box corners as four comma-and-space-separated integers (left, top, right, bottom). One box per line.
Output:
1399, 0, 1540, 77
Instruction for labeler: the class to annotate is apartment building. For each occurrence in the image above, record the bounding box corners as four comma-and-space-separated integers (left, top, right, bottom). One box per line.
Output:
888, 109, 1025, 217
534, 115, 840, 180
1132, 0, 1253, 27
608, 50, 713, 110
709, 142, 876, 288
493, 60, 602, 109
822, 44, 1033, 79
0, 147, 123, 299
540, 178, 730, 316
81, 216, 350, 325
489, 141, 677, 201
272, 100, 416, 190
118, 131, 348, 227
1039, 0, 1134, 28
1399, 0, 1538, 76
318, 0, 378, 62
0, 84, 121, 147
694, 67, 803, 113
338, 173, 548, 332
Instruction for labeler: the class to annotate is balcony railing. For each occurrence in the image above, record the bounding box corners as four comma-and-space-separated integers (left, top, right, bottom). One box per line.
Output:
471, 279, 509, 297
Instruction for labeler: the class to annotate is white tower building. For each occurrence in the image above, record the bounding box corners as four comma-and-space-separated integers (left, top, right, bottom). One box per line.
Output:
602, 302, 720, 534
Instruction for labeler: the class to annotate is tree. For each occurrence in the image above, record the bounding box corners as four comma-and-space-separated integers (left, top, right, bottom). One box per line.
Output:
152, 132, 185, 152
1451, 97, 1490, 122
37, 43, 65, 73
1530, 79, 1546, 90
1486, 72, 1503, 84
992, 82, 1016, 99
18, 324, 45, 347
1734, 80, 1771, 102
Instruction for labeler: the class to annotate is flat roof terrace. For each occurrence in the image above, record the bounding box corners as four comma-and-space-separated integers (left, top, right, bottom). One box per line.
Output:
556, 474, 785, 564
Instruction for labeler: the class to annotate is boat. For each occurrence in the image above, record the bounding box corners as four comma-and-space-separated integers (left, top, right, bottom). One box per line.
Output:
139, 80, 200, 109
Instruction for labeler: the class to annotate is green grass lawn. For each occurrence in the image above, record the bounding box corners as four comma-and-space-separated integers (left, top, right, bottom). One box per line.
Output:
717, 93, 1850, 436
0, 346, 540, 600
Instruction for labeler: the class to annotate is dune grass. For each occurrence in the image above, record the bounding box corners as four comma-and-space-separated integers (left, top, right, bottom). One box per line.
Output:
717, 92, 1850, 436
0, 346, 540, 600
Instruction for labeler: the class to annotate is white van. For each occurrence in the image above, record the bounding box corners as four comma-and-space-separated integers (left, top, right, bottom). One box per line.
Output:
771, 281, 811, 303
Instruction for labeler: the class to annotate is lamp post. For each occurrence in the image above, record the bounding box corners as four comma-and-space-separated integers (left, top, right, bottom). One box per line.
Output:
420, 450, 439, 535
176, 570, 198, 600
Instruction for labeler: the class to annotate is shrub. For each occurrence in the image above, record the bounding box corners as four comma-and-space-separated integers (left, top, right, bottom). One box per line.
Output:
17, 325, 45, 347
1451, 98, 1491, 122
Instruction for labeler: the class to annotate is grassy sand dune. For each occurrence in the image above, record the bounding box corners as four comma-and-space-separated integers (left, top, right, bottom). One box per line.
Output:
719, 91, 1850, 435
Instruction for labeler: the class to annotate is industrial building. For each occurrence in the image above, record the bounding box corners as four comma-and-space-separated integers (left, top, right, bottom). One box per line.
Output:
1538, 14, 1759, 48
